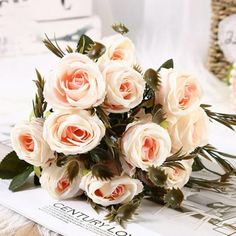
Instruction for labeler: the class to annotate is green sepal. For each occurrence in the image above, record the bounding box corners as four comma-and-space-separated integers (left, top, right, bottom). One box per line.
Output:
111, 23, 129, 35
143, 68, 160, 90
147, 166, 168, 187
157, 59, 174, 72
34, 166, 41, 178
163, 188, 184, 208
77, 34, 94, 54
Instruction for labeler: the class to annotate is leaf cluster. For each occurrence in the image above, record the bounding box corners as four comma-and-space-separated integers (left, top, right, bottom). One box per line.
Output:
32, 69, 47, 118
105, 194, 143, 227
0, 151, 33, 191
163, 188, 184, 208
77, 35, 106, 60
188, 144, 236, 192
111, 23, 129, 35
201, 104, 236, 130
66, 160, 80, 183
43, 34, 65, 58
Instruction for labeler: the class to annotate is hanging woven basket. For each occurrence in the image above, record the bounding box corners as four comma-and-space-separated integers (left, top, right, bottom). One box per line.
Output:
208, 0, 236, 81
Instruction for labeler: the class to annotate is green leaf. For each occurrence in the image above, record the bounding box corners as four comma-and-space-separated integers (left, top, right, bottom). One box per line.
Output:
105, 194, 143, 227
162, 161, 185, 170
9, 166, 34, 192
87, 42, 106, 60
96, 107, 111, 128
66, 160, 80, 182
143, 68, 160, 90
133, 64, 143, 74
194, 144, 235, 174
157, 59, 174, 72
90, 147, 111, 163
147, 166, 167, 187
77, 34, 95, 54
0, 151, 31, 179
151, 104, 166, 124
192, 158, 204, 171
91, 164, 114, 181
186, 176, 231, 192
166, 148, 191, 162
164, 188, 184, 208
160, 120, 169, 129
33, 69, 47, 118
43, 34, 65, 58
87, 197, 100, 213
65, 45, 74, 53
56, 153, 68, 167
111, 23, 129, 35
201, 104, 236, 131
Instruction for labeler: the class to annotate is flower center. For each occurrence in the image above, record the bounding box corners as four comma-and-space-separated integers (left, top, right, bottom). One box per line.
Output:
95, 185, 126, 201
120, 80, 134, 100
56, 177, 70, 193
66, 71, 89, 90
169, 167, 183, 180
179, 84, 196, 107
142, 137, 158, 162
111, 49, 124, 60
19, 133, 34, 152
109, 185, 125, 200
61, 126, 91, 145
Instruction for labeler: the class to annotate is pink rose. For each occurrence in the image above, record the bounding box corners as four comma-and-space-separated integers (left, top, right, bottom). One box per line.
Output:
44, 53, 106, 110
162, 160, 193, 189
11, 118, 55, 167
43, 110, 105, 155
167, 107, 209, 154
80, 173, 143, 206
121, 121, 171, 171
156, 68, 202, 116
40, 161, 83, 199
98, 34, 136, 69
102, 62, 145, 113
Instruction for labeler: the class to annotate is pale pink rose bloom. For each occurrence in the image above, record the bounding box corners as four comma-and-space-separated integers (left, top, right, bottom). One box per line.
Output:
167, 107, 209, 154
11, 118, 55, 167
43, 110, 105, 155
40, 161, 83, 200
162, 160, 193, 189
80, 173, 143, 206
102, 62, 145, 113
121, 121, 171, 171
156, 68, 202, 116
44, 53, 106, 110
98, 34, 136, 69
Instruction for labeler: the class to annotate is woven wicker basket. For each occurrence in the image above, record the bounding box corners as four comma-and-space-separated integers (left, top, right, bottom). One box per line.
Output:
208, 0, 236, 80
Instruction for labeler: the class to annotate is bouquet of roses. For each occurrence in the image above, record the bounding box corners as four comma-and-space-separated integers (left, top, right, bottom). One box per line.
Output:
1, 23, 236, 226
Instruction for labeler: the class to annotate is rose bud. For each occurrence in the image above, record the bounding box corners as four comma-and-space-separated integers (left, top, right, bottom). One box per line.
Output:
162, 160, 193, 189
98, 34, 136, 69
